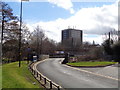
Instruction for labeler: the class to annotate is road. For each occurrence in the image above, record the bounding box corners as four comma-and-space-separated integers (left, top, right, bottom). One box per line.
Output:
36, 58, 118, 89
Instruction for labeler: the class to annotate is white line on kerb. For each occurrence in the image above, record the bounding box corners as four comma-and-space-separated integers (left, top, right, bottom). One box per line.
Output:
33, 58, 119, 89
63, 65, 119, 81
33, 59, 63, 89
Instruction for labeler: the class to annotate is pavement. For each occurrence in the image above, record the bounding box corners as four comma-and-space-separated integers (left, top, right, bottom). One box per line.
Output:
35, 58, 119, 88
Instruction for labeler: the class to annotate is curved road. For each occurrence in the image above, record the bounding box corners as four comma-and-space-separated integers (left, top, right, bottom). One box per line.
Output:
36, 58, 118, 88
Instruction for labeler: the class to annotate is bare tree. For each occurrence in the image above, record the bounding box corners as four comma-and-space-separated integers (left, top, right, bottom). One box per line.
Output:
42, 38, 57, 54
21, 23, 31, 43
30, 26, 45, 57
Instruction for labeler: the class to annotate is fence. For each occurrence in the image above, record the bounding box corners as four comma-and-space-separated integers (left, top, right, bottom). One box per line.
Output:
28, 63, 60, 90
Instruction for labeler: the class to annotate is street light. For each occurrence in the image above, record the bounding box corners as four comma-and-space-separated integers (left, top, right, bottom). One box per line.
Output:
1, 3, 5, 65
1, 4, 4, 46
18, 0, 29, 67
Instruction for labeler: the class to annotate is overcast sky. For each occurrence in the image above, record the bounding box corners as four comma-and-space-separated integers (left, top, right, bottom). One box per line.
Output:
5, 0, 118, 44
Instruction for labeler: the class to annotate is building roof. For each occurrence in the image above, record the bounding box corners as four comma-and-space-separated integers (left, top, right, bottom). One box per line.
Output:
62, 28, 82, 32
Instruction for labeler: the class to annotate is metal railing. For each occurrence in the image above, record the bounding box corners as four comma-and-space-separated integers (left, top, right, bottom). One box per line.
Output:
28, 63, 60, 90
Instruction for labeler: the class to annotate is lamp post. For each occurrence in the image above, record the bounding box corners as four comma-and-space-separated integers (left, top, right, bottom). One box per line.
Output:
1, 4, 5, 65
18, 0, 29, 67
18, 0, 22, 67
1, 5, 4, 46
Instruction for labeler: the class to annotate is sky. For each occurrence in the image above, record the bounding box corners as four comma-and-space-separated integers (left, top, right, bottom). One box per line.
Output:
4, 0, 118, 44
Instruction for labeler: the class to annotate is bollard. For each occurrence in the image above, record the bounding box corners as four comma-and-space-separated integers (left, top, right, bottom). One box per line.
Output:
29, 67, 31, 71
57, 86, 60, 90
50, 81, 52, 89
44, 78, 46, 84
32, 68, 33, 73
33, 70, 34, 75
31, 69, 33, 73
37, 72, 38, 77
34, 70, 35, 75
40, 74, 42, 80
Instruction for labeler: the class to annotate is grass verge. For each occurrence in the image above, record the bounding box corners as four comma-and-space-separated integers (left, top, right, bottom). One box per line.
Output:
67, 61, 117, 67
2, 61, 42, 88
0, 66, 2, 89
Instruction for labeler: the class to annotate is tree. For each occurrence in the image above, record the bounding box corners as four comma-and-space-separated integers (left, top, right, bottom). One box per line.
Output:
30, 26, 45, 57
112, 41, 120, 62
102, 39, 113, 55
0, 2, 19, 61
0, 1, 18, 44
29, 26, 58, 56
21, 23, 31, 43
42, 38, 57, 54
1, 2, 30, 61
2, 39, 19, 61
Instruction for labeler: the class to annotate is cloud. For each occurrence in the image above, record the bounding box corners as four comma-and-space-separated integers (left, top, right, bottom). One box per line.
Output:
70, 2, 118, 34
48, 0, 75, 14
28, 1, 118, 44
83, 34, 103, 44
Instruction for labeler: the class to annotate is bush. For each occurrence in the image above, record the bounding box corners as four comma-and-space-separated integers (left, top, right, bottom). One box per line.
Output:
2, 58, 12, 63
89, 47, 103, 59
112, 41, 120, 62
2, 58, 11, 61
76, 55, 103, 62
102, 39, 113, 55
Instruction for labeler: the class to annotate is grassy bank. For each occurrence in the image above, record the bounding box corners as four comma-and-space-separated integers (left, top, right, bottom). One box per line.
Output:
67, 61, 117, 67
2, 61, 42, 88
0, 66, 2, 89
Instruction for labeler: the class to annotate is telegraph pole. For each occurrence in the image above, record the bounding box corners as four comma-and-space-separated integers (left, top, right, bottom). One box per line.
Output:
118, 30, 120, 41
108, 32, 111, 41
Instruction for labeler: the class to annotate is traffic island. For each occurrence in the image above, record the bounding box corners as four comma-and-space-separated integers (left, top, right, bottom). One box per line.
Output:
66, 61, 118, 68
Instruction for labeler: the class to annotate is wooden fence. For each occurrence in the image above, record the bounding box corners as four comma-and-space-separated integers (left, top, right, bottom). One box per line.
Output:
28, 63, 61, 90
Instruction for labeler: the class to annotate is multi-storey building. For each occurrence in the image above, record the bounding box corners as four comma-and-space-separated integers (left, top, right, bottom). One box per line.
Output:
62, 29, 83, 47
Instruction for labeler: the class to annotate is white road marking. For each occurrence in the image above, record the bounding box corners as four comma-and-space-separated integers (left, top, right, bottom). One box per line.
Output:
63, 64, 119, 81
33, 59, 63, 89
33, 58, 119, 89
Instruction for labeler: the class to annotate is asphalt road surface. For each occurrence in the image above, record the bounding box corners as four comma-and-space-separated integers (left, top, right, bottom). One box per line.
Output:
36, 58, 118, 89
